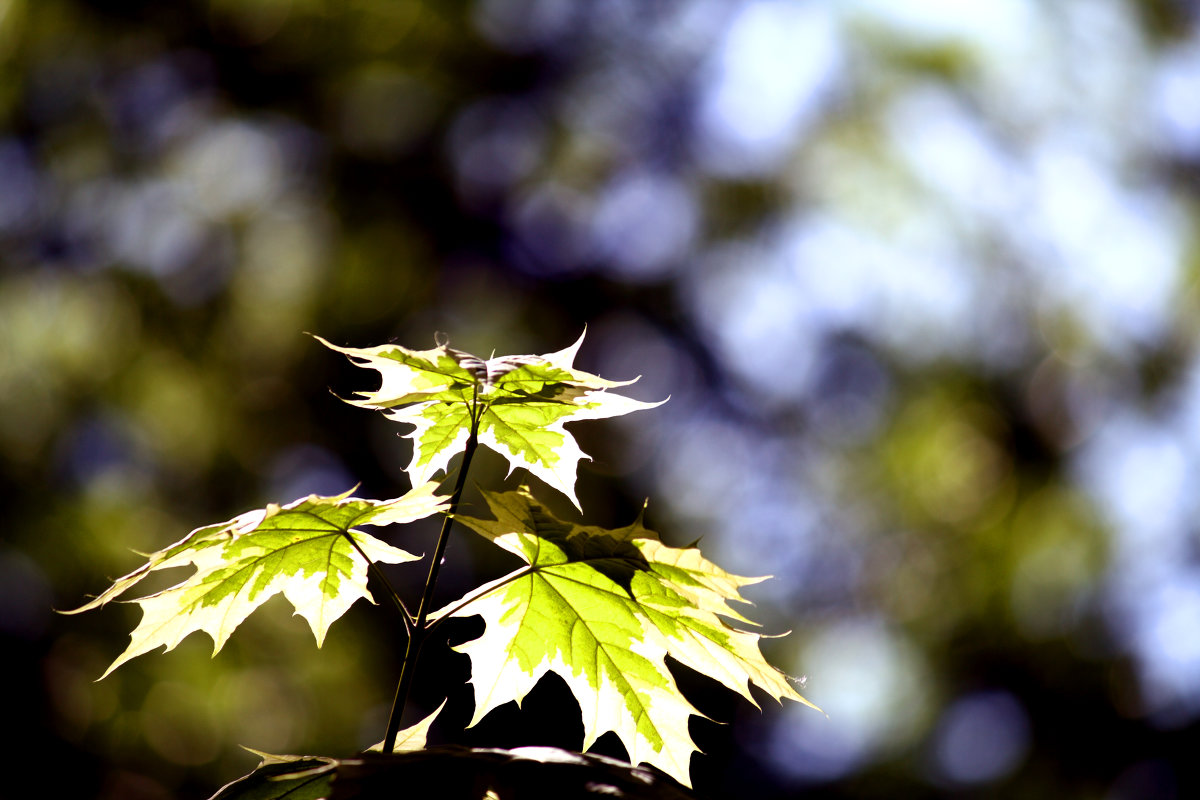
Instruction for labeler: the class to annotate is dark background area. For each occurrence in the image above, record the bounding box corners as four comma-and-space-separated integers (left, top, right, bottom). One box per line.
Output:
5, 1, 1200, 797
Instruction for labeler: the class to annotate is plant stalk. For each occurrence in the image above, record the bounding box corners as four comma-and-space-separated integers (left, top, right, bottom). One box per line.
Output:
352, 542, 414, 633
380, 418, 480, 752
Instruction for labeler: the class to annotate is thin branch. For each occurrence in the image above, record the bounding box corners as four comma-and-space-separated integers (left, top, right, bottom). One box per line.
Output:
381, 394, 482, 752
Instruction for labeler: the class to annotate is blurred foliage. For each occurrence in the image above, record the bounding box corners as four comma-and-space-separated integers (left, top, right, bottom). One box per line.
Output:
5, 0, 1200, 799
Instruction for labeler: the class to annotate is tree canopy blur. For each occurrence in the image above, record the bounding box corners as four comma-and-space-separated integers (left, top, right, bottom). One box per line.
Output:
6, 0, 1200, 798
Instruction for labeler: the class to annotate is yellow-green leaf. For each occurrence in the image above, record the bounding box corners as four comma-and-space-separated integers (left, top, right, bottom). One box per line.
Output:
65, 482, 448, 678
315, 330, 664, 509
438, 488, 819, 787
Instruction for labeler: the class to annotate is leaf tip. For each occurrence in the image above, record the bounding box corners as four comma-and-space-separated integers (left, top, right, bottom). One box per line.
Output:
55, 601, 89, 616
310, 332, 339, 350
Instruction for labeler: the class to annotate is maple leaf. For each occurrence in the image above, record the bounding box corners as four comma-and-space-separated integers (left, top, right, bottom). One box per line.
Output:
315, 330, 664, 510
436, 488, 819, 788
64, 482, 448, 678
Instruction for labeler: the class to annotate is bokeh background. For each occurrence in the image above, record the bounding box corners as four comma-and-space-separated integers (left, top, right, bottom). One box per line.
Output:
6, 0, 1200, 797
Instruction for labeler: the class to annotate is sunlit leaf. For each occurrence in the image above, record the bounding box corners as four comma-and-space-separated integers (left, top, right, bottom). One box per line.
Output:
315, 330, 664, 509
367, 699, 447, 753
65, 482, 448, 677
438, 488, 819, 787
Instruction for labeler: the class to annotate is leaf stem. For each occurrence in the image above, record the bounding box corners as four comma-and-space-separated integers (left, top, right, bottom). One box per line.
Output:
422, 565, 533, 638
344, 536, 415, 633
380, 410, 481, 752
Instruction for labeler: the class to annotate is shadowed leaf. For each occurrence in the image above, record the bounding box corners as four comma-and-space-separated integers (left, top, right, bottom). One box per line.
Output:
211, 746, 696, 800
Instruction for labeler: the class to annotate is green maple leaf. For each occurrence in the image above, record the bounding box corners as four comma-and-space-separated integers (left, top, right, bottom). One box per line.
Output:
315, 330, 663, 509
437, 488, 819, 788
64, 482, 448, 678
